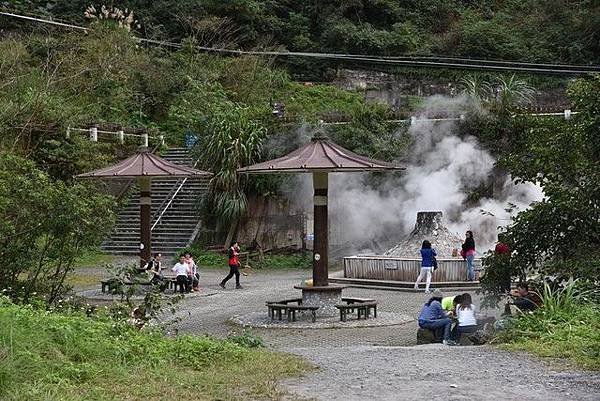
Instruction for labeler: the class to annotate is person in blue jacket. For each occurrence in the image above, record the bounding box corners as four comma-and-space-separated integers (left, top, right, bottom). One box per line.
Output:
418, 289, 456, 345
414, 239, 437, 293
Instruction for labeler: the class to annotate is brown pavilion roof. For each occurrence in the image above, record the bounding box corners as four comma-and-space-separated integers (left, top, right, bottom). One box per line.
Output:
238, 134, 405, 174
77, 148, 212, 179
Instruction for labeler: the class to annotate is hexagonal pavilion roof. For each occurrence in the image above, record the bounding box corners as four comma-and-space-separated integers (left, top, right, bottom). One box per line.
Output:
238, 133, 405, 174
77, 148, 212, 179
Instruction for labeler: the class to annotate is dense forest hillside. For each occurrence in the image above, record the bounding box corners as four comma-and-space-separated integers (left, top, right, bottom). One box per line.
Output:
5, 1, 599, 79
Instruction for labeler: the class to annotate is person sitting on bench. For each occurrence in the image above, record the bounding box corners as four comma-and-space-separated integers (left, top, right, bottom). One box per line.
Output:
146, 252, 167, 292
418, 289, 456, 346
441, 294, 464, 314
184, 252, 200, 292
451, 292, 478, 343
172, 254, 191, 293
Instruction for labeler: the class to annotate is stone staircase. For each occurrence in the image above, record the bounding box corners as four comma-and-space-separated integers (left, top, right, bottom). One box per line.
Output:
101, 147, 211, 256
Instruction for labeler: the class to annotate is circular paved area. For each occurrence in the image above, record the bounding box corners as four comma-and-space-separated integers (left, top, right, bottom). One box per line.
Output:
171, 268, 443, 347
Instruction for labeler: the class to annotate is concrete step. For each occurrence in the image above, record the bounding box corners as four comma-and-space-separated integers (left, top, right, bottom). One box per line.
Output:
106, 238, 187, 247
120, 223, 199, 228
117, 217, 200, 224
119, 210, 200, 215
103, 147, 209, 257
111, 230, 196, 236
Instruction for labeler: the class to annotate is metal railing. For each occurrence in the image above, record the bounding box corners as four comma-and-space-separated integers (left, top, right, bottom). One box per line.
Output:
150, 157, 202, 232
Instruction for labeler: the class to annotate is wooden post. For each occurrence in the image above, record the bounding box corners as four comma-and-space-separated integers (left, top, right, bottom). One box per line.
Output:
117, 130, 125, 144
141, 133, 148, 147
90, 126, 98, 142
312, 171, 328, 286
138, 177, 152, 268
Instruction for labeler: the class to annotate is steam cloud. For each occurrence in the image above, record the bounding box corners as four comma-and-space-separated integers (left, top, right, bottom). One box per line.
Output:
284, 95, 543, 255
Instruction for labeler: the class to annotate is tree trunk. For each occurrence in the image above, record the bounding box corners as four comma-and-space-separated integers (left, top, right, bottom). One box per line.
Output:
491, 164, 508, 198
224, 218, 239, 249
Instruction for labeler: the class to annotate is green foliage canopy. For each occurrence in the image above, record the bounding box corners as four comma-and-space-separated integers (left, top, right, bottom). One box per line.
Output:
480, 75, 600, 300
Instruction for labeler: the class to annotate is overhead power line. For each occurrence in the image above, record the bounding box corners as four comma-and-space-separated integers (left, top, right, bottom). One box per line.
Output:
2, 11, 600, 75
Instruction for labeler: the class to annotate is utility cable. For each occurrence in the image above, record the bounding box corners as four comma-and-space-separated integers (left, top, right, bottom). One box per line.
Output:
2, 11, 599, 75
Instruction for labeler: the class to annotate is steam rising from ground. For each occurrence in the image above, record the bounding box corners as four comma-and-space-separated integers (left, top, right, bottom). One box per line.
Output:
283, 95, 543, 254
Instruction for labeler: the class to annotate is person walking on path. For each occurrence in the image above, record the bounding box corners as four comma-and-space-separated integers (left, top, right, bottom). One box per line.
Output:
172, 254, 191, 294
220, 241, 243, 289
451, 292, 478, 343
461, 230, 476, 281
418, 289, 456, 345
414, 240, 436, 293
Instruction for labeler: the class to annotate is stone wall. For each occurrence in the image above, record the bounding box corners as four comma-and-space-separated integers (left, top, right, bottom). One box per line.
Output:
332, 68, 568, 111
237, 194, 306, 250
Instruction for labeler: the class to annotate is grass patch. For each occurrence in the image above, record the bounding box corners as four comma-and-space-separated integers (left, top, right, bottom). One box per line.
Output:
0, 300, 310, 400
250, 253, 312, 270
500, 305, 600, 369
173, 248, 227, 269
497, 282, 600, 370
66, 273, 102, 289
74, 249, 115, 268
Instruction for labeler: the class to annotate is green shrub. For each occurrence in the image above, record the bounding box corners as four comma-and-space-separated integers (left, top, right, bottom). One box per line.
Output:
227, 329, 265, 348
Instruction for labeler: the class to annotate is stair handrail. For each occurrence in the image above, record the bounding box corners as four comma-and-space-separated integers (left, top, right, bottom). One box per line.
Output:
150, 156, 201, 232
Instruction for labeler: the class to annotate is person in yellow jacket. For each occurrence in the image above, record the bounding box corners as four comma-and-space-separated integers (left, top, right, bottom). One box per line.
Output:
441, 294, 464, 314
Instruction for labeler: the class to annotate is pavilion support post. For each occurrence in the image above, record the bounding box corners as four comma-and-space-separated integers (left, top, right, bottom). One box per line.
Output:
312, 171, 328, 286
139, 177, 152, 268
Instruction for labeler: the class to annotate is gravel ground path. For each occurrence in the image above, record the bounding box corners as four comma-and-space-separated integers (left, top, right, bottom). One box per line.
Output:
284, 344, 600, 401
78, 267, 600, 400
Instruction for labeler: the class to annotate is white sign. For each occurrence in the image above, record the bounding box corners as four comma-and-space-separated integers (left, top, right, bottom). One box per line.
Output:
314, 253, 321, 261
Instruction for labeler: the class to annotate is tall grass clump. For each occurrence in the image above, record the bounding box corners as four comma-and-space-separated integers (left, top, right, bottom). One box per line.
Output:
499, 280, 600, 370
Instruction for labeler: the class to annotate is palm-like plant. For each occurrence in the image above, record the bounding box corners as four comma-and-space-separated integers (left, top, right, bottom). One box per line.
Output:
198, 104, 267, 247
494, 75, 536, 115
460, 74, 536, 115
460, 75, 493, 105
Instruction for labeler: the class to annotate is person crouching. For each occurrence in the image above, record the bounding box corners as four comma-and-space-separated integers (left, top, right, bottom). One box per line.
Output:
418, 289, 456, 345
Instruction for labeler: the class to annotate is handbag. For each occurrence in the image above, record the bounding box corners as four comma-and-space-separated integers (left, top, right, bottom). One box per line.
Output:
432, 255, 438, 271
